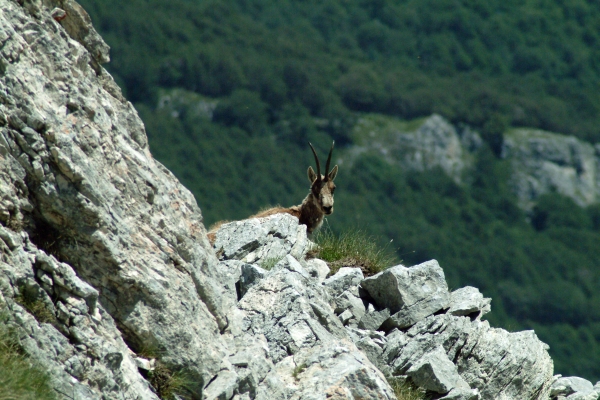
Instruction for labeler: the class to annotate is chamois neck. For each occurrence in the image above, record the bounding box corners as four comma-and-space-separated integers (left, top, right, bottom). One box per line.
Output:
298, 191, 325, 233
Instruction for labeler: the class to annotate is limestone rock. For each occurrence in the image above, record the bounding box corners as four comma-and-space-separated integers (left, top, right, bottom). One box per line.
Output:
550, 376, 596, 399
304, 258, 330, 282
384, 313, 554, 399
322, 267, 364, 298
440, 388, 481, 400
448, 286, 491, 319
237, 257, 395, 398
362, 260, 450, 329
348, 114, 482, 183
238, 263, 268, 298
406, 346, 470, 394
502, 129, 600, 209
0, 0, 235, 394
0, 232, 158, 399
358, 303, 391, 331
212, 213, 309, 265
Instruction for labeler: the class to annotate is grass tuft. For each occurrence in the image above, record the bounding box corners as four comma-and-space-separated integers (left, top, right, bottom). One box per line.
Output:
387, 376, 426, 400
148, 362, 196, 400
137, 345, 199, 400
14, 292, 57, 326
0, 312, 58, 400
259, 256, 282, 271
292, 363, 307, 381
311, 228, 398, 276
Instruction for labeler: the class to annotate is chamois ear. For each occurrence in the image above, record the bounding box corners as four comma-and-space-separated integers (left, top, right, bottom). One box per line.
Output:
308, 166, 318, 183
328, 165, 338, 181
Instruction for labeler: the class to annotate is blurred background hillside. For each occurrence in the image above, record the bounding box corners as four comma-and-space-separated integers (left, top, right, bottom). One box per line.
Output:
78, 0, 600, 380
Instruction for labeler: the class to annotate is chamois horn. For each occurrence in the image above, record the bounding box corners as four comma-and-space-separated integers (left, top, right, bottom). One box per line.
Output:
309, 142, 321, 183
324, 141, 335, 181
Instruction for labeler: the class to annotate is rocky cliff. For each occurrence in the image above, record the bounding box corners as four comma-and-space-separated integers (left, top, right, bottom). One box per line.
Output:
346, 113, 600, 211
0, 1, 599, 399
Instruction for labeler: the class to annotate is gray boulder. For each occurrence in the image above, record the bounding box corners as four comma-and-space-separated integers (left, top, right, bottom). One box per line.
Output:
358, 303, 391, 331
406, 346, 470, 394
239, 263, 268, 298
440, 388, 481, 400
551, 376, 596, 399
322, 267, 364, 298
304, 258, 330, 282
0, 0, 236, 394
332, 289, 367, 326
362, 260, 450, 329
0, 230, 158, 399
448, 286, 491, 319
236, 259, 395, 397
212, 213, 310, 264
383, 313, 553, 399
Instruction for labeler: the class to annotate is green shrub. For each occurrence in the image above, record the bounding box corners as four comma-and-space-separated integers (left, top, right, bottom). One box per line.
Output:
312, 227, 398, 276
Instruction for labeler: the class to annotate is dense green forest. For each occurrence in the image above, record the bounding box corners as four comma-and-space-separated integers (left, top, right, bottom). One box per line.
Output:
78, 0, 600, 380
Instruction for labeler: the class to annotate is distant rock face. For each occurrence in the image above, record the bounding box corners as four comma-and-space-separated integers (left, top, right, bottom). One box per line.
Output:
502, 129, 600, 209
350, 114, 600, 210
349, 114, 483, 183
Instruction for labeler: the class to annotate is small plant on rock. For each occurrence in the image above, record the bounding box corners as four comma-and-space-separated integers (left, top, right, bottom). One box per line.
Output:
311, 227, 398, 276
259, 256, 282, 271
292, 363, 307, 381
137, 345, 198, 400
14, 288, 57, 326
387, 376, 426, 400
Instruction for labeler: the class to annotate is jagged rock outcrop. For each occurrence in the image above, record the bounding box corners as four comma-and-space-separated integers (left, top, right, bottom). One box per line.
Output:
502, 129, 600, 209
1, 0, 234, 396
348, 114, 600, 210
0, 1, 597, 399
347, 114, 483, 183
212, 216, 558, 399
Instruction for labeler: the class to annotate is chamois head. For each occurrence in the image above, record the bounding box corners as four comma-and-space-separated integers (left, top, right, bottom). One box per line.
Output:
308, 141, 338, 216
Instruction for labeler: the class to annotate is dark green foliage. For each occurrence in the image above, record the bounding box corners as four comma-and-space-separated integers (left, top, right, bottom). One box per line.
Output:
77, 0, 600, 381
213, 90, 269, 134
531, 194, 592, 231
79, 0, 600, 142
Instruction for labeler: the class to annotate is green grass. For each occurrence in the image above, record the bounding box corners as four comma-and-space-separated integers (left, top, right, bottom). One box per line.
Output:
292, 363, 307, 381
136, 344, 199, 400
312, 228, 398, 276
148, 362, 197, 400
14, 293, 57, 327
0, 312, 57, 400
387, 376, 426, 400
259, 257, 282, 271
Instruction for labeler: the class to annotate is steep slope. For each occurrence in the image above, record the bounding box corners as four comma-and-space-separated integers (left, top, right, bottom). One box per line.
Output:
0, 0, 233, 395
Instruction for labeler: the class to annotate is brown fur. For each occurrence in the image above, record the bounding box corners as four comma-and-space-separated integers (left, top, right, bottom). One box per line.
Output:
207, 143, 338, 244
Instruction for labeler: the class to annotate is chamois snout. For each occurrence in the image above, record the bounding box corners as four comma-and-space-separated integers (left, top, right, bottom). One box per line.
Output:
323, 205, 333, 214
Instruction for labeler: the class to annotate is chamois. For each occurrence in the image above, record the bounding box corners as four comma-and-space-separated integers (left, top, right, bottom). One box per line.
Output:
207, 142, 338, 242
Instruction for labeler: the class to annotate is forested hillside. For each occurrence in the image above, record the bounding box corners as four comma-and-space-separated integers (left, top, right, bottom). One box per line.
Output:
78, 0, 600, 380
